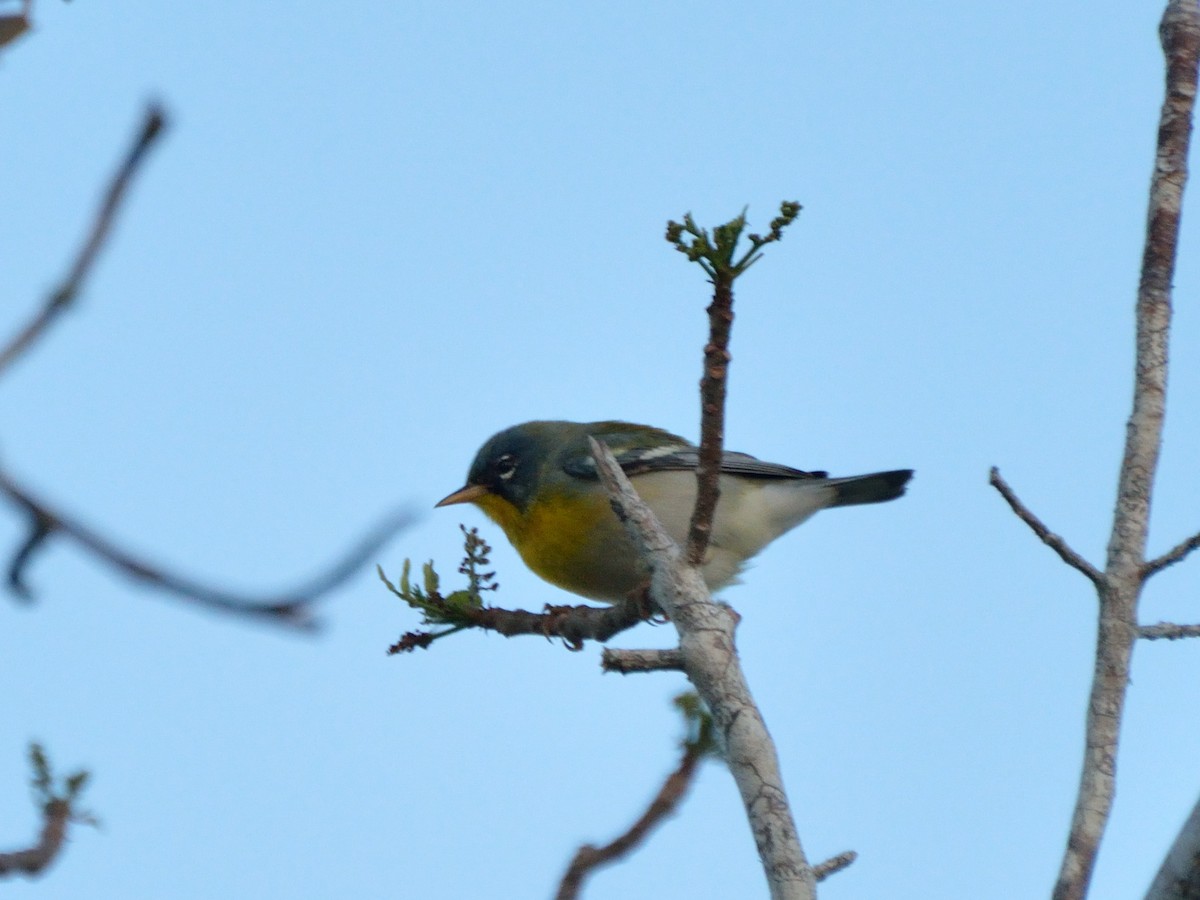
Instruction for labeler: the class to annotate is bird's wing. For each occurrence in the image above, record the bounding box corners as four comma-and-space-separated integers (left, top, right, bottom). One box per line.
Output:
564, 444, 828, 481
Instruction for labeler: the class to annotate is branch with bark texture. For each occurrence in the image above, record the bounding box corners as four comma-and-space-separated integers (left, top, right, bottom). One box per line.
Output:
590, 437, 816, 900
990, 3, 1200, 898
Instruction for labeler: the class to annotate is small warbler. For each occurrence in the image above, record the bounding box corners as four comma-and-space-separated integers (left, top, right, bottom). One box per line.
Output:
437, 420, 912, 603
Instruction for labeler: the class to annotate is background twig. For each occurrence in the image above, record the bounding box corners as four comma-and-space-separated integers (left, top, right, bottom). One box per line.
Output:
0, 104, 166, 379
1, 464, 410, 629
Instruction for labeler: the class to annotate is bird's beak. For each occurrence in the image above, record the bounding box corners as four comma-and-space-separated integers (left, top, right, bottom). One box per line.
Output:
435, 483, 490, 508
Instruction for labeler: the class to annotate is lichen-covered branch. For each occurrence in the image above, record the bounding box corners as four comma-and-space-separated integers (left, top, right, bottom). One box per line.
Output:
601, 647, 685, 674
589, 437, 815, 900
1143, 528, 1200, 578
1138, 622, 1200, 641
1050, 3, 1200, 898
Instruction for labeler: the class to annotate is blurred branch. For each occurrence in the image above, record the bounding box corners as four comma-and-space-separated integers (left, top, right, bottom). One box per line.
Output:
1145, 792, 1200, 899
0, 463, 410, 629
0, 104, 167, 379
601, 647, 684, 674
0, 0, 31, 51
0, 743, 93, 879
555, 694, 714, 900
988, 467, 1102, 585
1138, 621, 1200, 641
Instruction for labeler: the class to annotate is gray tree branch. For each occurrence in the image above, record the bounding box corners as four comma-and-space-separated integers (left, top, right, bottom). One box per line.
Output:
1050, 3, 1200, 898
589, 437, 815, 900
1145, 794, 1200, 899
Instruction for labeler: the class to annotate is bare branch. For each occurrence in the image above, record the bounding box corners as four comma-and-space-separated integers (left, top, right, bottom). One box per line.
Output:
687, 271, 733, 566
601, 648, 684, 674
1052, 4, 1200, 899
0, 799, 70, 878
988, 467, 1103, 585
1144, 529, 1200, 578
1145, 792, 1200, 899
1138, 621, 1200, 640
386, 594, 652, 653
590, 437, 815, 900
667, 205, 800, 566
0, 104, 167, 379
555, 726, 707, 900
1, 743, 92, 879
0, 0, 32, 51
812, 850, 857, 882
0, 464, 409, 629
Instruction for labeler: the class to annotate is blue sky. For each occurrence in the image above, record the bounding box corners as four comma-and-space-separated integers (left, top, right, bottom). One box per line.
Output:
2, 2, 1199, 898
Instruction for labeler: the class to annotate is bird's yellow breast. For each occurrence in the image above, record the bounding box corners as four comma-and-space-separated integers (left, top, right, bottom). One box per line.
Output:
473, 486, 642, 601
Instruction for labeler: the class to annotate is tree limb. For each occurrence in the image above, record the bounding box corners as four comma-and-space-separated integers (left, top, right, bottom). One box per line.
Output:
590, 437, 815, 900
0, 463, 410, 629
386, 593, 652, 653
1052, 4, 1200, 898
988, 467, 1103, 585
601, 648, 685, 674
0, 104, 166, 379
812, 850, 857, 882
0, 799, 70, 878
0, 743, 92, 879
1143, 528, 1200, 578
1138, 622, 1200, 640
555, 721, 708, 900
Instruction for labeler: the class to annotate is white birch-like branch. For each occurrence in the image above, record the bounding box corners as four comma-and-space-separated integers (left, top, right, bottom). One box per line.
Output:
1143, 529, 1200, 578
1138, 622, 1200, 641
601, 648, 685, 674
588, 436, 815, 900
988, 467, 1102, 585
1052, 3, 1200, 898
1145, 794, 1200, 899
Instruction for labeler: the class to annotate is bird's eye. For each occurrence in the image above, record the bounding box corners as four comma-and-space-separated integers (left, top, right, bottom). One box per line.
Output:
495, 453, 517, 480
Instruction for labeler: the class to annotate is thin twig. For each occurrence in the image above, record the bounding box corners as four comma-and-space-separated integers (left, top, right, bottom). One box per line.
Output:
386, 594, 651, 653
1138, 622, 1200, 640
0, 0, 32, 51
1, 743, 92, 879
0, 464, 410, 629
686, 272, 733, 565
1143, 528, 1200, 578
555, 733, 708, 900
988, 467, 1103, 585
601, 647, 685, 674
1052, 4, 1200, 899
812, 850, 857, 882
0, 799, 70, 878
0, 104, 167, 378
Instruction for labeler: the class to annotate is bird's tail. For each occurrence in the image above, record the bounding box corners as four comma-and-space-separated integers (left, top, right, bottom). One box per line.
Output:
826, 469, 913, 507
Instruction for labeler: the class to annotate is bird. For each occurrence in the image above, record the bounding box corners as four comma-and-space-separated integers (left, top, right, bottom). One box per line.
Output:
436, 420, 912, 603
